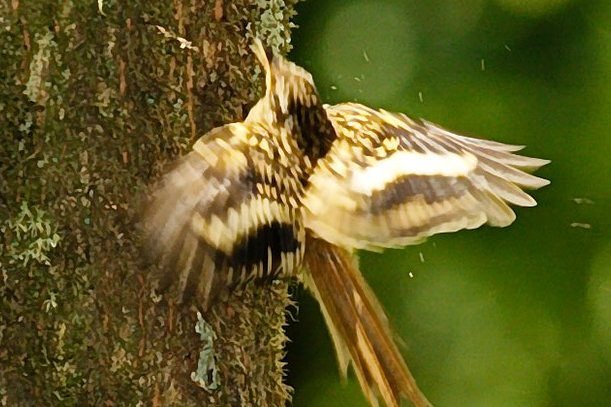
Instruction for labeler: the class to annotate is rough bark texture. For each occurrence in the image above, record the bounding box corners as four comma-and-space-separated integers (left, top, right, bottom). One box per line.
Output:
0, 1, 299, 405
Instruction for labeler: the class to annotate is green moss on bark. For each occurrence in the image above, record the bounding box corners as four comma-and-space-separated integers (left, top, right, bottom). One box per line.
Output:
0, 1, 299, 405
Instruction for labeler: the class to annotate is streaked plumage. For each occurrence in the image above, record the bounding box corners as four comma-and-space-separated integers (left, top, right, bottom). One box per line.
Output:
305, 103, 549, 250
143, 39, 549, 407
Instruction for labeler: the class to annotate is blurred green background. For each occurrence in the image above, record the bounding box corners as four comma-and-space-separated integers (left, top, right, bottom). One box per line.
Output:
285, 0, 611, 406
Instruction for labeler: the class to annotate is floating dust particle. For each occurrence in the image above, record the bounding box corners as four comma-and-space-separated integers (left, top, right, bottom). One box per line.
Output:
570, 222, 592, 229
573, 197, 594, 205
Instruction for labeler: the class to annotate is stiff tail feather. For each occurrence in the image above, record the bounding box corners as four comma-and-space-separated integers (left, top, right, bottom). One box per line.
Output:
303, 236, 432, 407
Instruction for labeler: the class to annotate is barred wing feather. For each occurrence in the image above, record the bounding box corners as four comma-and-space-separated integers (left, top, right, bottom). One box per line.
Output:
303, 103, 550, 251
144, 123, 305, 308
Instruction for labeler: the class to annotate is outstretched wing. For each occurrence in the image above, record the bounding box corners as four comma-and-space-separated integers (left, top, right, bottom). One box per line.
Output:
303, 103, 550, 251
143, 123, 305, 309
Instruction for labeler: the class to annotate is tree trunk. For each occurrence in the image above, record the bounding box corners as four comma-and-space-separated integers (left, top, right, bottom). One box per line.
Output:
0, 1, 298, 405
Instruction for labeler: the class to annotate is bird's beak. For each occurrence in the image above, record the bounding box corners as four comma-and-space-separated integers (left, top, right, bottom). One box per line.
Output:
251, 38, 272, 94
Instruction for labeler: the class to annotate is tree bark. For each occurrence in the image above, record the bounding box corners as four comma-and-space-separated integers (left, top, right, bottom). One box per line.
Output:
0, 1, 298, 405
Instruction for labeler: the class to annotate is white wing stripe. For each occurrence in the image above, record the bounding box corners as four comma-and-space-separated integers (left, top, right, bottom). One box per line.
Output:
351, 151, 477, 194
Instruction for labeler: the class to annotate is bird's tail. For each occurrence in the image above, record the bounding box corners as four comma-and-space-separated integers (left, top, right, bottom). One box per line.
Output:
303, 236, 432, 407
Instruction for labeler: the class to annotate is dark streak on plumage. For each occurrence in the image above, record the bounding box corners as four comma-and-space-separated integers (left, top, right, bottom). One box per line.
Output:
196, 168, 260, 218
267, 57, 337, 165
218, 222, 300, 284
368, 175, 472, 214
286, 96, 336, 163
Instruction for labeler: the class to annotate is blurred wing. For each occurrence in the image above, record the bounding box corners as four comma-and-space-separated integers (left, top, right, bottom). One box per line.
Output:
303, 103, 550, 251
143, 123, 304, 309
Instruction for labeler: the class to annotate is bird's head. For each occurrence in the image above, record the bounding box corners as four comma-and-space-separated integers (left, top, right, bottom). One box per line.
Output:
249, 38, 319, 123
246, 38, 336, 162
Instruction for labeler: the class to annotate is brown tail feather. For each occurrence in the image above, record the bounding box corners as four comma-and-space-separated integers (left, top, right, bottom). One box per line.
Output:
303, 235, 432, 407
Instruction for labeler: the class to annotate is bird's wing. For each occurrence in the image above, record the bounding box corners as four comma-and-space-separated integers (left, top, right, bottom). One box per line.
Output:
143, 123, 305, 308
303, 102, 550, 251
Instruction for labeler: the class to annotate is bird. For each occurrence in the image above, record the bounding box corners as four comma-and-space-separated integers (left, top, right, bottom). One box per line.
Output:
143, 38, 550, 407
